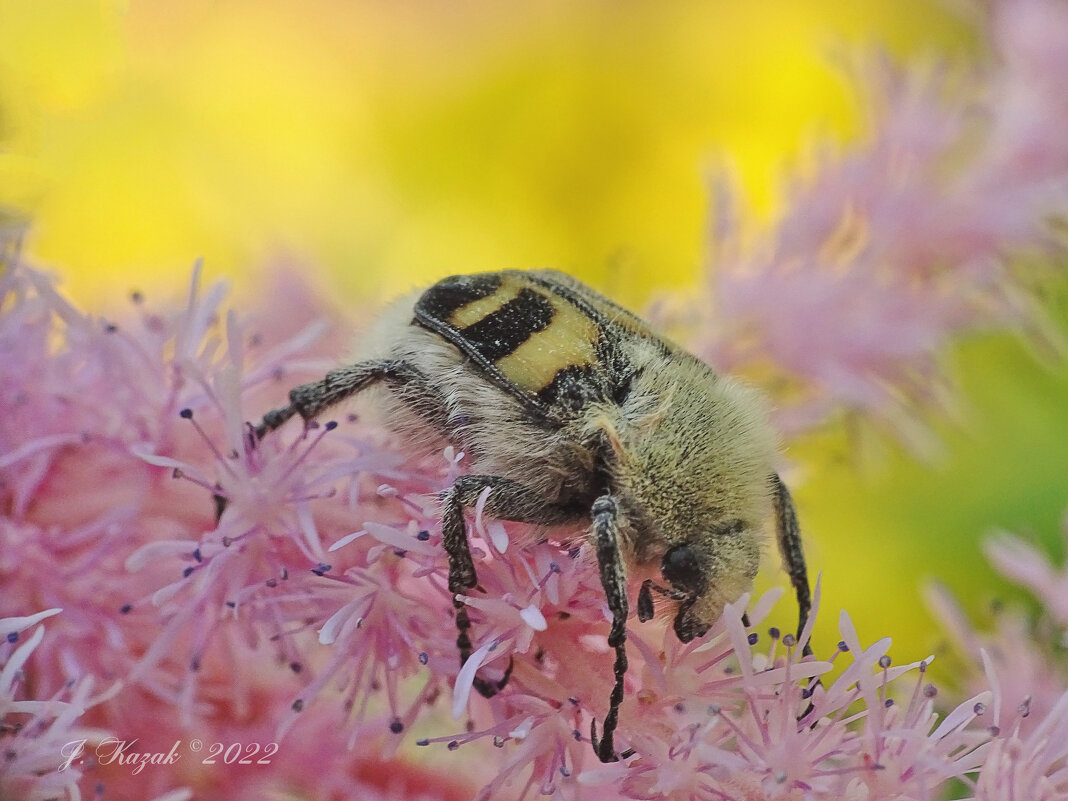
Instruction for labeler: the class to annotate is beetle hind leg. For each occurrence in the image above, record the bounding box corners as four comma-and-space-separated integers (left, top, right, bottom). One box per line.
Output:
442, 475, 578, 699
772, 474, 812, 657
589, 494, 629, 763
442, 479, 507, 699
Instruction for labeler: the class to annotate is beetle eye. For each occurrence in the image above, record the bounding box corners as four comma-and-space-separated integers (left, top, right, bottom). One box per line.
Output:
661, 545, 707, 596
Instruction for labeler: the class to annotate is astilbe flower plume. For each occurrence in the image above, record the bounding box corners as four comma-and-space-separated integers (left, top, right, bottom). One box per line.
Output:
3, 0, 1068, 798
924, 514, 1068, 798
0, 260, 1064, 800
0, 610, 113, 801
693, 0, 1068, 445
0, 254, 500, 799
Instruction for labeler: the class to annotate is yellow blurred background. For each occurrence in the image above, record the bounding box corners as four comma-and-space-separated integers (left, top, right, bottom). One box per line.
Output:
0, 0, 977, 305
5, 0, 1066, 671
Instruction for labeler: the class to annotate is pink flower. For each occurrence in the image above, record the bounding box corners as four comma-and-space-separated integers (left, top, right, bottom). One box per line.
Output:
2, 2, 1068, 796
686, 0, 1068, 445
983, 519, 1068, 627
972, 692, 1068, 801
0, 254, 1066, 798
0, 610, 117, 801
926, 513, 1068, 746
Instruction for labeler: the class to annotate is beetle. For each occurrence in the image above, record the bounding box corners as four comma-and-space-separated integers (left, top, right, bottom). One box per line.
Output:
255, 269, 812, 761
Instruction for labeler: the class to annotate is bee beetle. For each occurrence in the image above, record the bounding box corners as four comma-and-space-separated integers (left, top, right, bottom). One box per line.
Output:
256, 270, 812, 763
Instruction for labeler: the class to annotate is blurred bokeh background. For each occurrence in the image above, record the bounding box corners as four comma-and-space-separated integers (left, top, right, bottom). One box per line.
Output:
2, 0, 1065, 668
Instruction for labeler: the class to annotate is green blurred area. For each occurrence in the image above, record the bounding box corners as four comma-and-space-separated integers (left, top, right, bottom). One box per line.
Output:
776, 273, 1068, 667
5, 0, 1065, 658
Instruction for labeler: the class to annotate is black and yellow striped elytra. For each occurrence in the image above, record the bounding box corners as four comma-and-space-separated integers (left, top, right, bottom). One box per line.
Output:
414, 271, 658, 421
255, 269, 813, 765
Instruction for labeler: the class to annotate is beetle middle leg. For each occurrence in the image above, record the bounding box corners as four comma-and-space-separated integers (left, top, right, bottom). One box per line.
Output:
442, 475, 579, 699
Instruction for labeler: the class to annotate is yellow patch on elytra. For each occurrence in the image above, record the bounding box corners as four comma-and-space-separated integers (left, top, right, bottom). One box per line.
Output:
493, 297, 599, 392
448, 281, 522, 328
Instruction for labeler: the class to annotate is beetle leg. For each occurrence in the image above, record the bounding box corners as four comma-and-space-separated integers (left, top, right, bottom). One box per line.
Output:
443, 475, 578, 699
771, 474, 812, 657
255, 359, 435, 439
637, 580, 655, 622
589, 494, 628, 763
221, 359, 440, 521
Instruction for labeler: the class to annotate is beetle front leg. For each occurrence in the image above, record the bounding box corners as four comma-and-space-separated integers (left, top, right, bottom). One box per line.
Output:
220, 359, 441, 521
255, 359, 439, 439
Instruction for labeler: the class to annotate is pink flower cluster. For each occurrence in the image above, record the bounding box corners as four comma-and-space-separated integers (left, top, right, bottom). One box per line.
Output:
2, 0, 1068, 798
693, 0, 1068, 445
0, 260, 1063, 799
0, 610, 114, 801
0, 259, 489, 800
